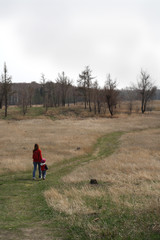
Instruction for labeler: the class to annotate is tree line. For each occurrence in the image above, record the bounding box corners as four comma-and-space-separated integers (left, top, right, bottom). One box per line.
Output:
0, 63, 159, 117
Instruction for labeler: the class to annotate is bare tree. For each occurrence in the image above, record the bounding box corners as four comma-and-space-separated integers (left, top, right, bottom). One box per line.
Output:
77, 72, 87, 109
104, 74, 119, 116
40, 73, 50, 111
45, 81, 53, 107
72, 86, 78, 105
1, 63, 12, 117
125, 87, 137, 114
56, 72, 72, 107
0, 81, 3, 109
96, 84, 105, 114
137, 70, 157, 113
28, 84, 35, 108
41, 73, 47, 108
92, 80, 104, 114
19, 84, 29, 115
66, 84, 73, 107
78, 66, 95, 111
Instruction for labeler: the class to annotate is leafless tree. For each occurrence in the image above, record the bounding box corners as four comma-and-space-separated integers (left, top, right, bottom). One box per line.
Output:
28, 84, 35, 108
54, 83, 61, 107
125, 87, 137, 114
78, 66, 95, 111
45, 81, 54, 107
40, 73, 49, 111
72, 86, 78, 105
0, 81, 3, 109
92, 80, 98, 114
56, 72, 72, 106
1, 63, 12, 117
19, 84, 29, 115
66, 84, 73, 107
104, 74, 119, 116
136, 70, 157, 113
41, 73, 46, 107
92, 80, 104, 114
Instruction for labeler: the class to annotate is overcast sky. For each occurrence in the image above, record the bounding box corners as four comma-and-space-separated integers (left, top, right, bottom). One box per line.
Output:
0, 0, 160, 88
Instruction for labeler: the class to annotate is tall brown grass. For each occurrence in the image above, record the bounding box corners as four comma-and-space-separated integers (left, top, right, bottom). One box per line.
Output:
61, 128, 160, 211
45, 186, 105, 215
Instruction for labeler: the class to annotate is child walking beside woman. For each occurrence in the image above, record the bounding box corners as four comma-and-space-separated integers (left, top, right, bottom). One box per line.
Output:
40, 158, 47, 180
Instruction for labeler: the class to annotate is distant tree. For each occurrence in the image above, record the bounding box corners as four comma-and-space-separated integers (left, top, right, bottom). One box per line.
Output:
54, 83, 61, 107
26, 81, 43, 105
28, 84, 35, 108
92, 80, 102, 114
125, 87, 137, 114
45, 81, 58, 107
78, 66, 94, 111
66, 84, 73, 107
40, 73, 50, 111
93, 80, 105, 114
136, 70, 157, 113
77, 71, 87, 109
72, 86, 78, 105
41, 73, 47, 108
56, 72, 72, 106
104, 74, 119, 116
19, 84, 29, 115
1, 63, 12, 117
34, 87, 43, 104
0, 81, 3, 109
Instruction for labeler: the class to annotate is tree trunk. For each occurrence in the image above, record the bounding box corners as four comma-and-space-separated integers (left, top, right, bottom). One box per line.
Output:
5, 95, 7, 117
108, 103, 113, 116
94, 103, 96, 114
97, 101, 101, 114
89, 99, 92, 112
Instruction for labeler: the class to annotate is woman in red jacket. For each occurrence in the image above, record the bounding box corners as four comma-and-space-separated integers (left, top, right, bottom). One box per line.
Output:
32, 143, 42, 180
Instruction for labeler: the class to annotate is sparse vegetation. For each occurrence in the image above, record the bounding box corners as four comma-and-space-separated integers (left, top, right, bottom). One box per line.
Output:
0, 100, 160, 120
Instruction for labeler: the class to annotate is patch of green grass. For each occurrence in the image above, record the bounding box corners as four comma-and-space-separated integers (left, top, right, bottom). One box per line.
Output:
27, 106, 45, 117
0, 105, 98, 120
0, 106, 21, 120
62, 195, 160, 240
0, 106, 46, 119
94, 131, 124, 158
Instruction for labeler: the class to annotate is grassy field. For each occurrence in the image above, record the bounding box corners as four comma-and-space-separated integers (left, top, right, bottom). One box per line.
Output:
0, 104, 160, 239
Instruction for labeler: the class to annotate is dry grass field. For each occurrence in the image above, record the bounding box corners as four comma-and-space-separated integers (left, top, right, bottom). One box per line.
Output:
0, 110, 160, 174
0, 103, 160, 239
60, 128, 160, 211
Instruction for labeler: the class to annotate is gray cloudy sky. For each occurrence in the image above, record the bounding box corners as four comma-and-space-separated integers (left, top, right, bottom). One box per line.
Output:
0, 0, 160, 88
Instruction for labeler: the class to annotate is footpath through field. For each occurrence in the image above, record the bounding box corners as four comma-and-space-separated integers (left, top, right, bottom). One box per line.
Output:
0, 132, 123, 240
0, 130, 160, 240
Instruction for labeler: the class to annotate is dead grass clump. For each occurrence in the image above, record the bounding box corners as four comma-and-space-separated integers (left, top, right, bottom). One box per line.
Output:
44, 186, 104, 215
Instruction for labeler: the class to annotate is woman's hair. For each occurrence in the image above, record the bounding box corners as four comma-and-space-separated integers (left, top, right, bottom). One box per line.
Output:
33, 143, 39, 152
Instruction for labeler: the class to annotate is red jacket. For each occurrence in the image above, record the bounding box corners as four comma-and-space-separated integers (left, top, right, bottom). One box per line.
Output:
33, 149, 42, 163
40, 158, 46, 171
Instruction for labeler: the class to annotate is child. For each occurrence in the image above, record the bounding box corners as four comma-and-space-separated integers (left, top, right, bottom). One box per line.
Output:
40, 158, 47, 180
